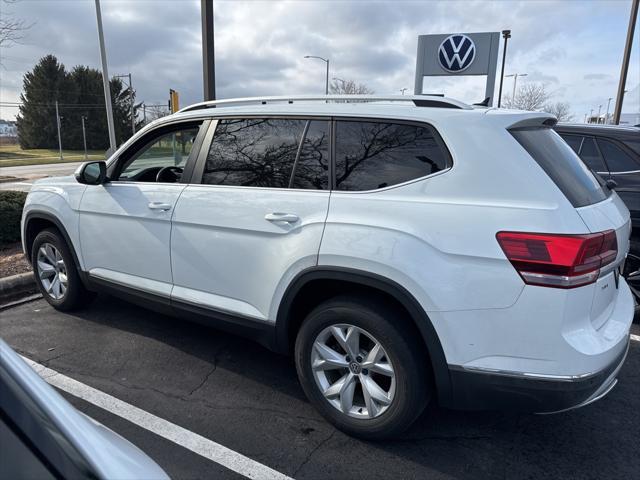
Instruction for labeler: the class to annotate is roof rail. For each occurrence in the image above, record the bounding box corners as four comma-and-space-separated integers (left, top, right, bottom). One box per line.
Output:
176, 95, 472, 114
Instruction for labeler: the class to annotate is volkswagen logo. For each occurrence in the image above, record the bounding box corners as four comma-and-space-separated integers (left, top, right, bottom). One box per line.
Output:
438, 34, 476, 73
349, 362, 362, 374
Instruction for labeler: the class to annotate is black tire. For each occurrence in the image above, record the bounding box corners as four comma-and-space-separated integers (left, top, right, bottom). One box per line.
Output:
624, 238, 640, 324
31, 228, 94, 311
295, 295, 430, 440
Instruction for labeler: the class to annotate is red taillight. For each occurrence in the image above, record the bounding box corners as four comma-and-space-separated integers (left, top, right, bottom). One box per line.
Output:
496, 230, 617, 288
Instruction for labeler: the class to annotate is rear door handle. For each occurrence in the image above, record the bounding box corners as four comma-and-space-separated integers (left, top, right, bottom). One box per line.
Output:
148, 202, 172, 211
265, 212, 299, 223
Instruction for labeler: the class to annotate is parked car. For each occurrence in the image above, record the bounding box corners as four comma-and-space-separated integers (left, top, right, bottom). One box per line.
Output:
554, 124, 640, 306
21, 96, 633, 439
0, 338, 169, 479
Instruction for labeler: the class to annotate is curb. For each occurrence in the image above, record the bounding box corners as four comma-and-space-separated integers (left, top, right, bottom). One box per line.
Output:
0, 271, 38, 305
0, 176, 26, 184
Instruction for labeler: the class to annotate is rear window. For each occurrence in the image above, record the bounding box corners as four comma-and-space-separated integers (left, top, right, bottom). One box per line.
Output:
511, 127, 609, 208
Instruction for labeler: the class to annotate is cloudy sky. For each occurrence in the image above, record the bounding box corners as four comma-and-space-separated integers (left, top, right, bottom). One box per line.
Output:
0, 0, 638, 122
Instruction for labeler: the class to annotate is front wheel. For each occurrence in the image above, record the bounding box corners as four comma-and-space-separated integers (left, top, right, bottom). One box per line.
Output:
295, 296, 430, 439
31, 228, 94, 311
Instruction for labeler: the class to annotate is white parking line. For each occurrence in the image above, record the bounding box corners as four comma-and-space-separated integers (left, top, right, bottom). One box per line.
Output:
631, 334, 640, 342
20, 356, 293, 480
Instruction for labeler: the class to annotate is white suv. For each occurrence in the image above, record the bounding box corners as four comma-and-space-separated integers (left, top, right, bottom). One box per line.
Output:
21, 95, 633, 439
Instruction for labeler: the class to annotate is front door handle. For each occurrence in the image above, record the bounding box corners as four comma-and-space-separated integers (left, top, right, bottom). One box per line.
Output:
148, 202, 172, 211
265, 212, 299, 223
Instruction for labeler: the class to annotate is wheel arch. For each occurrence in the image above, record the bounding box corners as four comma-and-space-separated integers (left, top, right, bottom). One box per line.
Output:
24, 211, 83, 273
275, 267, 453, 405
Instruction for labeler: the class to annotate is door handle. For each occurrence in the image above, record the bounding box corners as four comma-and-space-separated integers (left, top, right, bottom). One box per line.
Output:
148, 202, 172, 211
265, 212, 299, 223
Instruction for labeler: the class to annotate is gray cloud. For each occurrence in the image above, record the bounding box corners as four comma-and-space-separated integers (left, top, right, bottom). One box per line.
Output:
1, 0, 638, 121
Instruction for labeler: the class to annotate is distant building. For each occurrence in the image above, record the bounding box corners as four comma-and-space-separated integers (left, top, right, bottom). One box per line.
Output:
0, 120, 18, 137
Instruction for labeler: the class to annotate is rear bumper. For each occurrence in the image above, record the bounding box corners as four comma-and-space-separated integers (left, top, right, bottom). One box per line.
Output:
446, 337, 629, 413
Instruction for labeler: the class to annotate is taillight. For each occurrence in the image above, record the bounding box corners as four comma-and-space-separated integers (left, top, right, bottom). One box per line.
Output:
496, 230, 617, 288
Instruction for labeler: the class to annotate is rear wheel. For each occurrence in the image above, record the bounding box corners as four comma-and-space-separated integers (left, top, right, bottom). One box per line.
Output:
31, 228, 94, 311
623, 239, 640, 323
295, 296, 430, 439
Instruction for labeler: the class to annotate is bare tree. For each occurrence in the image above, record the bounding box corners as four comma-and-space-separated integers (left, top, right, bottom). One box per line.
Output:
543, 102, 574, 122
145, 104, 169, 123
0, 0, 32, 61
503, 83, 551, 111
329, 78, 374, 95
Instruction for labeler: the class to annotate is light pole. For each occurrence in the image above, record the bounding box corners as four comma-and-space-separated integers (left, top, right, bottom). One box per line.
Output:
400, 88, 408, 95
597, 104, 602, 124
304, 55, 329, 95
55, 100, 63, 161
505, 73, 527, 104
115, 73, 135, 135
201, 0, 215, 101
605, 97, 613, 124
590, 109, 594, 123
94, 0, 117, 154
497, 29, 511, 108
81, 116, 88, 160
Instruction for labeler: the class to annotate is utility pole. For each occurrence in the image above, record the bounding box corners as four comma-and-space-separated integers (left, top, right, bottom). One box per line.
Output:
497, 29, 511, 108
614, 0, 638, 124
81, 116, 88, 160
201, 0, 216, 101
55, 100, 63, 161
94, 0, 117, 154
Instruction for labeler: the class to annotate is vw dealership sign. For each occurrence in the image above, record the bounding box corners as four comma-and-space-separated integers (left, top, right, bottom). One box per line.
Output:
415, 32, 499, 105
438, 34, 476, 73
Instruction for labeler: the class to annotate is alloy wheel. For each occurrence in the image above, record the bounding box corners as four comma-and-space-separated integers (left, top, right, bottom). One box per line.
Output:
36, 243, 68, 300
311, 324, 396, 419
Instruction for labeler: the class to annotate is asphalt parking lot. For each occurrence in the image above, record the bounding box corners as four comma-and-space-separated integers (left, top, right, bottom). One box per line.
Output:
2, 294, 639, 480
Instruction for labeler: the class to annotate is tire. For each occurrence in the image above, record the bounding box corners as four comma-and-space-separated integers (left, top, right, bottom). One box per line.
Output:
31, 228, 94, 311
624, 239, 640, 324
295, 295, 430, 439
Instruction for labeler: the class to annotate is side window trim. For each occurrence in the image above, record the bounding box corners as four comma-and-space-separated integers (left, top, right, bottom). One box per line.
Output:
107, 120, 208, 183
331, 116, 453, 193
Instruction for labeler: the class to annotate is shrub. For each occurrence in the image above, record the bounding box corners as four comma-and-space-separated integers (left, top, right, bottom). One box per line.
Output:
0, 191, 28, 245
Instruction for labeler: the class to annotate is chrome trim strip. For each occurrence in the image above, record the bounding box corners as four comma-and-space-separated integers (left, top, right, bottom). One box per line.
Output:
451, 338, 630, 383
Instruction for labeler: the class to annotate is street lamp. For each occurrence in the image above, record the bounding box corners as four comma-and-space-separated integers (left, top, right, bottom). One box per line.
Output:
304, 55, 329, 95
400, 88, 408, 95
505, 73, 527, 103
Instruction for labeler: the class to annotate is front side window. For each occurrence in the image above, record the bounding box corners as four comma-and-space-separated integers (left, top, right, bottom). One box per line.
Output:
203, 118, 329, 189
335, 120, 449, 191
597, 139, 639, 173
117, 126, 200, 182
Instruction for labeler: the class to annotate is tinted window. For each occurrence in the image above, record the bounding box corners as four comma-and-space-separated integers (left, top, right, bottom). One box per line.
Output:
578, 137, 607, 172
203, 119, 328, 189
511, 128, 609, 207
597, 139, 639, 173
624, 138, 640, 156
560, 134, 583, 154
335, 121, 449, 191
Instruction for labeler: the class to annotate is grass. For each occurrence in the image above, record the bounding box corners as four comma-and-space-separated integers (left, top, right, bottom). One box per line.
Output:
0, 144, 105, 168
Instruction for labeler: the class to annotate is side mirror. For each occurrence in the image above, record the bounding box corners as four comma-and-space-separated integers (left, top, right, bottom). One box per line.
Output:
75, 161, 107, 185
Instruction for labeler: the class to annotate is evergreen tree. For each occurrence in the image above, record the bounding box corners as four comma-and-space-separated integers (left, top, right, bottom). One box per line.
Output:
16, 55, 77, 149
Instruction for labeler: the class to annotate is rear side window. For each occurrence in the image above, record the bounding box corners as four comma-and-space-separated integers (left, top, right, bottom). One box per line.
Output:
511, 128, 609, 207
335, 120, 450, 191
203, 118, 329, 189
559, 134, 582, 154
578, 137, 607, 172
597, 139, 639, 173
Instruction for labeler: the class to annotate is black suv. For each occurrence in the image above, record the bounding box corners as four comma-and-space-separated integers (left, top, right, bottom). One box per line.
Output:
554, 124, 640, 230
555, 124, 640, 307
